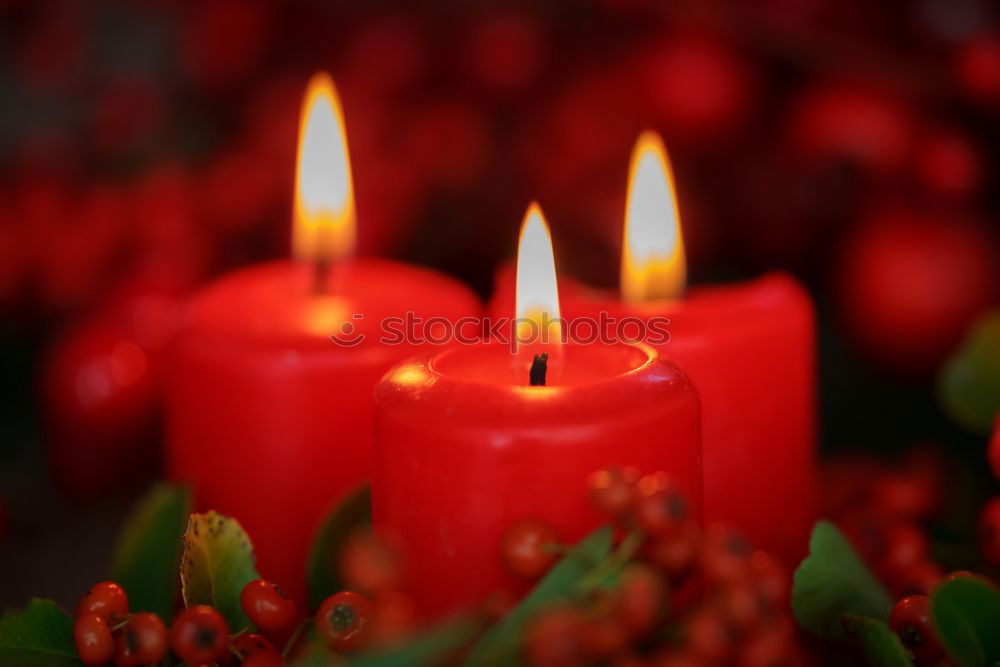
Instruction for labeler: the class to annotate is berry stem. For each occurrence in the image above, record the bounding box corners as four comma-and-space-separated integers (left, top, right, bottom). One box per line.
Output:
282, 618, 310, 659
229, 624, 251, 639
575, 529, 644, 594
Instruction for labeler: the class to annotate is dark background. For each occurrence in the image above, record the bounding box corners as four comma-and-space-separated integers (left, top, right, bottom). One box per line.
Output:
1, 0, 999, 611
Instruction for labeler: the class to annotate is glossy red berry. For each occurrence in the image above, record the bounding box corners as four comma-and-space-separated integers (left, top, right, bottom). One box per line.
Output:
242, 650, 286, 667
701, 524, 754, 584
980, 497, 1000, 566
633, 473, 690, 537
646, 519, 701, 579
523, 605, 583, 667
889, 595, 945, 664
315, 591, 374, 653
170, 605, 229, 664
77, 581, 129, 622
241, 579, 296, 633
587, 467, 640, 516
501, 519, 559, 579
73, 613, 116, 666
116, 612, 167, 665
340, 529, 404, 594
232, 632, 277, 657
617, 563, 666, 638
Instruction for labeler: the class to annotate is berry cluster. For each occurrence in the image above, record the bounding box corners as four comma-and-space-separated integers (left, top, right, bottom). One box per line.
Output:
71, 578, 297, 666
499, 468, 804, 666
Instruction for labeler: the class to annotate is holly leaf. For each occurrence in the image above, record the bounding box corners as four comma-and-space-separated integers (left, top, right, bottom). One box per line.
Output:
0, 599, 81, 666
180, 511, 260, 629
307, 485, 371, 612
111, 484, 191, 619
462, 525, 614, 667
932, 574, 1000, 667
841, 615, 912, 667
792, 521, 893, 640
938, 310, 1000, 435
349, 616, 481, 667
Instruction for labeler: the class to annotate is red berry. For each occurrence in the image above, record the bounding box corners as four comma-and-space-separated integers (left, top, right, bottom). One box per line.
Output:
73, 613, 116, 666
501, 519, 559, 579
523, 605, 583, 667
990, 417, 1000, 481
587, 467, 640, 517
232, 632, 277, 657
241, 579, 296, 634
645, 519, 701, 579
685, 606, 735, 663
979, 497, 1000, 566
633, 473, 691, 537
315, 591, 374, 653
242, 650, 286, 667
889, 595, 945, 664
340, 528, 404, 594
76, 581, 129, 622
617, 563, 666, 638
956, 35, 1000, 105
116, 612, 167, 665
878, 523, 930, 576
578, 613, 629, 660
170, 605, 229, 664
749, 551, 790, 610
701, 524, 753, 584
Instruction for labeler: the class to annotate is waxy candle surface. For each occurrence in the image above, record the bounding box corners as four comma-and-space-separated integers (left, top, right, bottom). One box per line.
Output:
373, 341, 701, 618
549, 271, 817, 564
166, 258, 480, 603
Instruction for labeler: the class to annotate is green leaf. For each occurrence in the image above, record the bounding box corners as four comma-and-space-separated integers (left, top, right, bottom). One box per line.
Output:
349, 617, 481, 667
180, 511, 260, 629
792, 521, 893, 640
938, 310, 1000, 434
111, 484, 191, 619
0, 599, 82, 666
307, 484, 372, 612
841, 615, 912, 667
462, 525, 614, 667
932, 574, 1000, 667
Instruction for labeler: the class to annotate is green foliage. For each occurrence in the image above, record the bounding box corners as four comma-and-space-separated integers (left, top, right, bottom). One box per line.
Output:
462, 525, 614, 667
792, 521, 893, 640
841, 615, 912, 667
938, 310, 1000, 434
348, 617, 481, 667
180, 511, 260, 629
111, 484, 191, 619
932, 574, 1000, 667
0, 599, 81, 667
307, 485, 372, 612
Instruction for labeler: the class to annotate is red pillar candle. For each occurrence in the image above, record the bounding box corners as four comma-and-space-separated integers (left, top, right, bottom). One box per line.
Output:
493, 133, 817, 565
372, 204, 702, 619
165, 74, 480, 604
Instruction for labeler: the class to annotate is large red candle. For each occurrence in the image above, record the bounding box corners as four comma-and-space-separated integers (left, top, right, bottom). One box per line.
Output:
493, 133, 817, 565
372, 205, 702, 619
164, 74, 480, 604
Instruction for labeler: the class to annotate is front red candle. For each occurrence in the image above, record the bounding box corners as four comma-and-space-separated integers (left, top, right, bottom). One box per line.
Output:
164, 74, 480, 604
493, 133, 817, 565
372, 205, 702, 619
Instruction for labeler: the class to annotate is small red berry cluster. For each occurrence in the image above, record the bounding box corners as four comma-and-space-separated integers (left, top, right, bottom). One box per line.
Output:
498, 468, 804, 666
823, 449, 984, 665
72, 578, 298, 666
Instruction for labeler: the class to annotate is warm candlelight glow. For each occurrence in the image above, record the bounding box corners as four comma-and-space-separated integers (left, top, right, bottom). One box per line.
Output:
292, 72, 356, 263
515, 202, 562, 353
621, 131, 686, 302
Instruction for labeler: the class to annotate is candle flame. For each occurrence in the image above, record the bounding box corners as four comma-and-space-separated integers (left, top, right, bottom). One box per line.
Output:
621, 131, 686, 302
515, 202, 562, 351
292, 72, 356, 263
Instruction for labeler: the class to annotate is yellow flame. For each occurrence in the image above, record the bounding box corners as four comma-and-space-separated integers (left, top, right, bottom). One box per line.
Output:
292, 72, 356, 262
621, 131, 686, 302
515, 202, 561, 348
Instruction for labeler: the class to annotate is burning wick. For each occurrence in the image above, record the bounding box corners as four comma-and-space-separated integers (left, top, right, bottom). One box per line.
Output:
530, 353, 549, 386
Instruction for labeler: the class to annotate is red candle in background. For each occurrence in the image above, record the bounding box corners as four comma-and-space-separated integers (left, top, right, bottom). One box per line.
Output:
373, 204, 702, 619
165, 73, 480, 604
492, 133, 817, 565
